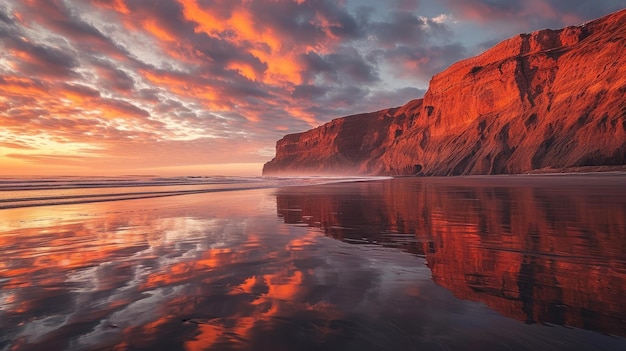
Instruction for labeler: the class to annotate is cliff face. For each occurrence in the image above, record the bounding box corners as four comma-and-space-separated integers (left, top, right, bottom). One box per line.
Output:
263, 9, 626, 176
263, 100, 423, 175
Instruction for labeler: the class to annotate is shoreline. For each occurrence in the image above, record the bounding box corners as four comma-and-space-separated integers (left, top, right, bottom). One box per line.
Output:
3, 171, 624, 210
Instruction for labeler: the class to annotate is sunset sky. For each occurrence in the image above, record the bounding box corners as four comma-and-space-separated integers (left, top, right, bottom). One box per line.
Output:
1, 0, 624, 176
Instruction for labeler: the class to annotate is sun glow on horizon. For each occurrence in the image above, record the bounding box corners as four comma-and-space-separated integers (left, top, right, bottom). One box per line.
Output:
0, 159, 265, 177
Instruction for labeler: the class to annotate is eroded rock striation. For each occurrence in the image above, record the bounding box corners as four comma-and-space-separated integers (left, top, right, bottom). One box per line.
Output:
263, 9, 626, 176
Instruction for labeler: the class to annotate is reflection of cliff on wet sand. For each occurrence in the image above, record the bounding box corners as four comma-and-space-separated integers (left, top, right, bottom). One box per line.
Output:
276, 175, 626, 337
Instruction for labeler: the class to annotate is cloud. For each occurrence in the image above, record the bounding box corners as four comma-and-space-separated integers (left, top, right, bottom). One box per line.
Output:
6, 154, 98, 167
394, 0, 422, 11
0, 141, 35, 150
60, 83, 101, 100
542, 0, 626, 23
443, 0, 625, 29
0, 6, 14, 25
99, 98, 152, 119
91, 59, 135, 93
300, 47, 380, 85
3, 36, 79, 79
370, 11, 451, 48
365, 87, 427, 110
14, 0, 131, 59
292, 84, 327, 101
1, 0, 623, 175
383, 43, 467, 81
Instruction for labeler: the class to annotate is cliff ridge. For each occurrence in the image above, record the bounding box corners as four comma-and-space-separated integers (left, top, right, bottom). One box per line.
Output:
263, 9, 626, 176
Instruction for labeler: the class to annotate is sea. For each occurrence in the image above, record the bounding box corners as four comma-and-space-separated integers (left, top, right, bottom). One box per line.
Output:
1, 174, 625, 351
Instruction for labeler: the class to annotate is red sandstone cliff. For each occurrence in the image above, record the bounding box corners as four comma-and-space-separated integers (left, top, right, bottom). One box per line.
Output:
263, 9, 626, 176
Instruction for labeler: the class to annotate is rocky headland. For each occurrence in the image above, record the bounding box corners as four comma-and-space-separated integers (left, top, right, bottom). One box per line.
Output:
263, 9, 626, 176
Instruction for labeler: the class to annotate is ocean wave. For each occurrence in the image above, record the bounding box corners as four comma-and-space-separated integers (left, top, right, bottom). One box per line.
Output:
0, 176, 386, 209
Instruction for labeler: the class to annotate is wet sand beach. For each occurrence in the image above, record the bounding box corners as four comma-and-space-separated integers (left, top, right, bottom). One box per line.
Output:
1, 175, 625, 350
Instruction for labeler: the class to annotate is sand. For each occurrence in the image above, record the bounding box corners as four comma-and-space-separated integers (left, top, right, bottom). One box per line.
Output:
1, 176, 625, 350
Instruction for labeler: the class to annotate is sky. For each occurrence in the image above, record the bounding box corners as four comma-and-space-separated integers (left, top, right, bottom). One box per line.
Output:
0, 0, 624, 176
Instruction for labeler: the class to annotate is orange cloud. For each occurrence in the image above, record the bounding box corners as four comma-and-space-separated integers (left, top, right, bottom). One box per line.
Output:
91, 0, 130, 14
179, 0, 227, 34
3, 0, 460, 175
140, 69, 229, 110
227, 62, 258, 82
142, 19, 177, 42
177, 1, 304, 85
0, 76, 48, 98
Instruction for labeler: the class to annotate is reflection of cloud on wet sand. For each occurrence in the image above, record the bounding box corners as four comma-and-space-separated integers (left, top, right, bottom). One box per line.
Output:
0, 184, 477, 350
2, 178, 626, 350
0, 191, 274, 349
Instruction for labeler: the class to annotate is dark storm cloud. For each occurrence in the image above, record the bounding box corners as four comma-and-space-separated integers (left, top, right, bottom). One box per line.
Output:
154, 99, 190, 115
356, 7, 460, 83
366, 87, 426, 109
371, 11, 428, 46
101, 98, 151, 118
383, 43, 467, 80
247, 0, 364, 42
301, 51, 333, 75
543, 0, 626, 21
224, 81, 272, 100
3, 36, 79, 79
60, 83, 101, 98
324, 85, 370, 107
370, 11, 451, 47
0, 6, 13, 24
15, 0, 131, 59
126, 0, 186, 29
137, 89, 161, 103
91, 59, 135, 93
444, 0, 625, 28
289, 85, 426, 125
394, 0, 422, 11
301, 47, 379, 85
473, 38, 502, 56
192, 33, 267, 73
292, 84, 327, 101
443, 0, 525, 20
